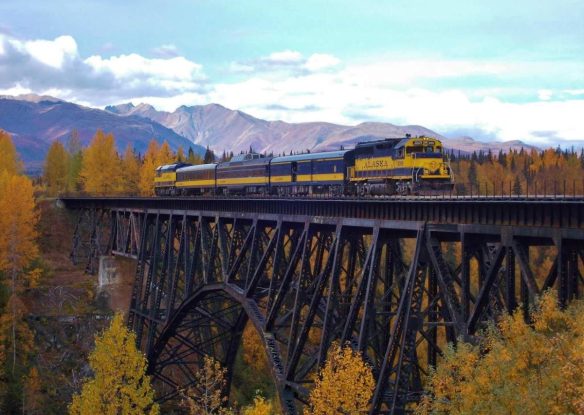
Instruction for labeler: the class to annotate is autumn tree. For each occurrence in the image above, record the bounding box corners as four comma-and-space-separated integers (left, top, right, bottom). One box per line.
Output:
416, 291, 584, 415
79, 130, 122, 194
66, 129, 83, 192
187, 146, 204, 165
0, 130, 21, 175
69, 313, 159, 415
181, 355, 230, 415
242, 324, 268, 373
23, 366, 43, 414
138, 140, 160, 196
0, 173, 39, 301
158, 140, 174, 166
44, 140, 70, 196
242, 393, 274, 415
305, 343, 375, 415
121, 144, 141, 194
0, 136, 43, 412
176, 146, 185, 162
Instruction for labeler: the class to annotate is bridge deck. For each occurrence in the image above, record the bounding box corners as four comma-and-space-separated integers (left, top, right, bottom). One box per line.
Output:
60, 196, 584, 229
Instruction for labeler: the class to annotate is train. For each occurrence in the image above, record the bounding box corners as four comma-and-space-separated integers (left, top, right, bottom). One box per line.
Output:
154, 135, 453, 197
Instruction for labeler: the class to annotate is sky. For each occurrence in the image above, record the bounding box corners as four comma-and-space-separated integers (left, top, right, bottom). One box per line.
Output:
0, 0, 583, 145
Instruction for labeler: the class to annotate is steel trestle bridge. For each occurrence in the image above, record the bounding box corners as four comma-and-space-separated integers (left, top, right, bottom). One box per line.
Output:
62, 196, 584, 414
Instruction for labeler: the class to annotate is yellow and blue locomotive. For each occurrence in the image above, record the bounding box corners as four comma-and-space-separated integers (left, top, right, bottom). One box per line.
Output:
154, 135, 453, 196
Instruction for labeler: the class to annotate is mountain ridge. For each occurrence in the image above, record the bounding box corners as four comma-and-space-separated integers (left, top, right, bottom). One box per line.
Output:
0, 94, 540, 174
0, 97, 205, 172
106, 101, 538, 155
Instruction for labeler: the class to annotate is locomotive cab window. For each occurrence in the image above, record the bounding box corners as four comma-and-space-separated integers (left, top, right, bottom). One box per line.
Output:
406, 146, 424, 155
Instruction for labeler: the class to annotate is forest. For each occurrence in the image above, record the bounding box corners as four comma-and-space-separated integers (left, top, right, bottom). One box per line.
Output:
1, 127, 583, 414
41, 128, 584, 198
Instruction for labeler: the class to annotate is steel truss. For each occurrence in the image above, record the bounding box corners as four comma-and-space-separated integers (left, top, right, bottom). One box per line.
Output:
70, 207, 584, 414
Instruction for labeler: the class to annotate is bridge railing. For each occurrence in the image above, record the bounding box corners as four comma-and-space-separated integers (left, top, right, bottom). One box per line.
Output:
59, 179, 584, 200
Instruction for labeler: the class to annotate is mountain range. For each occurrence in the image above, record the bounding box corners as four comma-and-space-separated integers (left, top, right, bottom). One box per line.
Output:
0, 94, 538, 172
106, 102, 538, 156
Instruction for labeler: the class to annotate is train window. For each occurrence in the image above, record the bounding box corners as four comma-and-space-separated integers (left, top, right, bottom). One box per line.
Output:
395, 148, 404, 159
436, 146, 442, 153
425, 146, 434, 153
406, 146, 424, 154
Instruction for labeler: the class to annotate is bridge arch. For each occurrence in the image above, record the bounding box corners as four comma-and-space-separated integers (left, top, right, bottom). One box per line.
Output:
147, 284, 296, 414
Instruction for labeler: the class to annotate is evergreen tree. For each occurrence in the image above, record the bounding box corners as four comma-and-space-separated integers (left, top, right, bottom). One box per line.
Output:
468, 161, 478, 185
188, 146, 196, 163
497, 149, 506, 167
513, 175, 522, 196
204, 146, 216, 164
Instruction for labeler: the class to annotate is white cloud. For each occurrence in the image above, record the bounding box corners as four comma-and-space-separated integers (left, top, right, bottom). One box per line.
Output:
20, 35, 78, 69
232, 50, 342, 74
0, 83, 33, 96
261, 50, 303, 64
85, 54, 204, 83
1, 33, 582, 146
304, 53, 341, 71
151, 43, 180, 58
538, 89, 552, 100
210, 58, 584, 144
0, 33, 207, 105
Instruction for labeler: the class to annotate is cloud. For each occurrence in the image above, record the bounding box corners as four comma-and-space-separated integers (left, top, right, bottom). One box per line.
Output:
0, 33, 207, 105
210, 57, 584, 145
1, 33, 582, 146
261, 50, 303, 65
304, 53, 341, 71
151, 43, 180, 58
231, 50, 341, 74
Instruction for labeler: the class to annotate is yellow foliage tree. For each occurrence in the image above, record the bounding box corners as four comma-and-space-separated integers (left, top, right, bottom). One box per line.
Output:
0, 130, 22, 175
121, 144, 141, 194
181, 355, 230, 415
23, 366, 43, 414
176, 146, 185, 162
305, 343, 375, 415
158, 140, 174, 166
242, 324, 268, 373
66, 129, 83, 192
0, 172, 39, 273
0, 295, 35, 380
69, 313, 159, 415
416, 291, 584, 415
44, 140, 70, 196
242, 394, 274, 415
79, 129, 122, 194
139, 140, 160, 196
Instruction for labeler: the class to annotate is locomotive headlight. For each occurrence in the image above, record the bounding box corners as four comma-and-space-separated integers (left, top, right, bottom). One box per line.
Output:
424, 168, 429, 175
